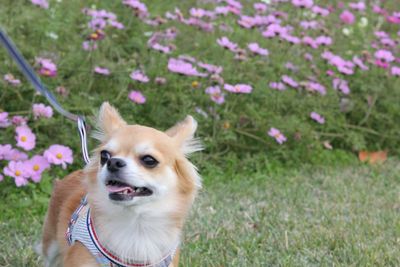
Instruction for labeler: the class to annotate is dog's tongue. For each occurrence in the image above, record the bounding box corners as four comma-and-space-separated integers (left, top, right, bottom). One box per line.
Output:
106, 185, 132, 193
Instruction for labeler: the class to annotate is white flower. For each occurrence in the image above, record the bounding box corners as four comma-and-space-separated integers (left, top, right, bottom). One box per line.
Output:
358, 17, 368, 27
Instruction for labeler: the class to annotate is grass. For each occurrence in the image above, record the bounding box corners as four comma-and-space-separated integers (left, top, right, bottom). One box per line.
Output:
1, 159, 399, 266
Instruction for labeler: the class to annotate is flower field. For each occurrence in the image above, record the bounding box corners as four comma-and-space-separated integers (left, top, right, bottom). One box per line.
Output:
0, 0, 399, 266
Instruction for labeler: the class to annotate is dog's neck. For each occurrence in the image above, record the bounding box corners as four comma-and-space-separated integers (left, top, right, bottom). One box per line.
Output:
88, 196, 184, 264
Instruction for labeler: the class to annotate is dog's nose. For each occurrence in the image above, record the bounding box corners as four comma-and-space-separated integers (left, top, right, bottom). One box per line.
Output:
107, 158, 126, 172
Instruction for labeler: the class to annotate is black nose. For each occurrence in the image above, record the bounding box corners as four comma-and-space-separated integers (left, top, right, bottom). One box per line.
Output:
107, 158, 126, 172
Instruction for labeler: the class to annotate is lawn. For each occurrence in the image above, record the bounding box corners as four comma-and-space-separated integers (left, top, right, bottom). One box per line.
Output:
1, 160, 399, 266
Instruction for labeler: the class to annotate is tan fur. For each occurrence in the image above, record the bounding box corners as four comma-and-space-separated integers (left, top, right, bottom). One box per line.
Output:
41, 102, 201, 267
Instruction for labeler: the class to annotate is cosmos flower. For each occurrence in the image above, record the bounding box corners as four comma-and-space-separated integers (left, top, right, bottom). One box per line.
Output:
128, 90, 146, 104
247, 43, 269, 56
281, 75, 299, 88
130, 70, 150, 83
310, 112, 325, 124
268, 128, 287, 144
0, 144, 13, 160
306, 81, 326, 95
391, 66, 400, 76
94, 66, 111, 75
340, 10, 356, 24
374, 50, 395, 62
44, 145, 73, 169
3, 161, 29, 186
291, 0, 314, 9
0, 112, 11, 128
15, 125, 36, 151
3, 147, 28, 161
36, 58, 57, 77
32, 103, 53, 119
332, 78, 350, 94
205, 86, 225, 104
198, 62, 223, 74
11, 116, 28, 126
223, 83, 253, 94
82, 41, 98, 51
217, 36, 238, 52
270, 82, 286, 91
168, 58, 207, 77
4, 74, 21, 86
30, 0, 48, 9
26, 155, 50, 183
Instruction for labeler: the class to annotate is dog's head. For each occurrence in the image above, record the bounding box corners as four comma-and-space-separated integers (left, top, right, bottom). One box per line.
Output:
85, 102, 202, 211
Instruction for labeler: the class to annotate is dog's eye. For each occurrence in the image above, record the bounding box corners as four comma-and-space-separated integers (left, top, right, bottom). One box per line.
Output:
140, 155, 158, 168
100, 150, 111, 165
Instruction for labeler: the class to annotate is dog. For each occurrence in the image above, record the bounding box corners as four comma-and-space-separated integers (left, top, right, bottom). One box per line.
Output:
41, 102, 202, 267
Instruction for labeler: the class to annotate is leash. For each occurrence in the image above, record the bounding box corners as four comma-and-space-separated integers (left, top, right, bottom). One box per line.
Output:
0, 28, 90, 164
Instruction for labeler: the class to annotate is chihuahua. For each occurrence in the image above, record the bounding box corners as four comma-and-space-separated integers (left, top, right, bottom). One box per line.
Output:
41, 102, 202, 267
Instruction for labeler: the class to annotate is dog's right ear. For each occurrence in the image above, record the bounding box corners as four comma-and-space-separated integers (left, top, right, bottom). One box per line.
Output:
94, 102, 126, 140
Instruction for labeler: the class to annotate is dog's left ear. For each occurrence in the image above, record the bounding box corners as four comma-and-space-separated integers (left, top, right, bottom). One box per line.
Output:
95, 102, 127, 140
166, 115, 203, 155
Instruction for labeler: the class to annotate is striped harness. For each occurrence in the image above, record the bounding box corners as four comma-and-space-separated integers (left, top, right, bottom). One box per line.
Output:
66, 196, 177, 267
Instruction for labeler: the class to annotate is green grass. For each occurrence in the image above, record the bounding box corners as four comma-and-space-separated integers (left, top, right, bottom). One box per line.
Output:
1, 160, 399, 266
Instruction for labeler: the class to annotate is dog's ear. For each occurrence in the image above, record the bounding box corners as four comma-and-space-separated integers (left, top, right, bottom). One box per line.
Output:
94, 102, 126, 140
166, 115, 203, 155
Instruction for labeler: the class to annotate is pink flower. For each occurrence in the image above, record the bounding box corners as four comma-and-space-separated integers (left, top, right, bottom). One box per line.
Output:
312, 6, 329, 16
32, 103, 53, 119
292, 0, 314, 9
3, 161, 29, 187
315, 36, 332, 46
254, 3, 267, 13
332, 78, 350, 94
223, 83, 253, 94
108, 20, 125, 29
82, 41, 98, 51
0, 174, 3, 182
15, 125, 36, 151
3, 147, 28, 161
123, 0, 149, 18
36, 58, 57, 77
374, 50, 395, 62
168, 58, 207, 77
30, 0, 48, 9
349, 2, 366, 11
88, 18, 107, 30
130, 70, 149, 83
306, 81, 326, 95
0, 144, 13, 160
205, 86, 225, 104
11, 116, 28, 126
128, 90, 146, 104
44, 145, 73, 169
353, 56, 369, 71
198, 62, 223, 74
340, 10, 355, 24
248, 43, 269, 56
26, 155, 50, 183
391, 66, 400, 76
0, 112, 11, 128
190, 8, 205, 18
4, 74, 21, 86
217, 37, 238, 52
270, 82, 286, 91
94, 66, 110, 75
268, 128, 287, 144
310, 112, 325, 124
281, 75, 299, 88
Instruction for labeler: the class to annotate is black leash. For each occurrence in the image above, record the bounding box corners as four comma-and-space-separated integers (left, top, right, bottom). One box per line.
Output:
0, 28, 90, 164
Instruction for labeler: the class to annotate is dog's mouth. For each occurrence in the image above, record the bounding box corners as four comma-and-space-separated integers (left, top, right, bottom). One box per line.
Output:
105, 179, 153, 201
